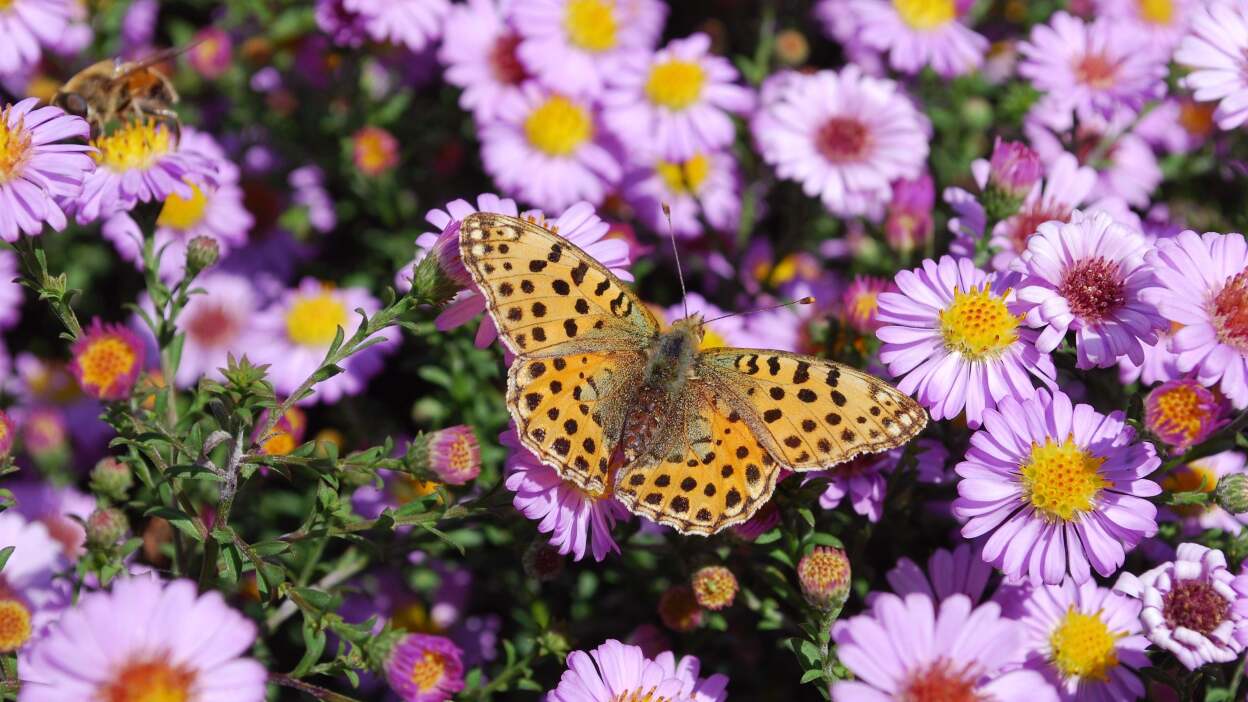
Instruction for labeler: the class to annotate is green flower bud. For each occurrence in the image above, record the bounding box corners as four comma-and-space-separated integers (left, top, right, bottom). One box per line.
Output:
185, 235, 220, 275
90, 457, 133, 501
1216, 474, 1248, 514
85, 507, 129, 550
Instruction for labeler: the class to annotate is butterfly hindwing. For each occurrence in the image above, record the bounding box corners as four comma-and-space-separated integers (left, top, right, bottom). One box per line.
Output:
460, 213, 659, 358
698, 349, 927, 471
615, 389, 783, 535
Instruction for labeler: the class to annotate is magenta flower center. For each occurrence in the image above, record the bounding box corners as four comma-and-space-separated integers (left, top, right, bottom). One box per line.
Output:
0, 109, 32, 182
185, 302, 240, 348
899, 659, 982, 702
1075, 53, 1120, 90
1211, 269, 1248, 354
489, 32, 527, 85
1005, 202, 1070, 254
1162, 579, 1230, 635
1058, 257, 1127, 322
815, 117, 870, 164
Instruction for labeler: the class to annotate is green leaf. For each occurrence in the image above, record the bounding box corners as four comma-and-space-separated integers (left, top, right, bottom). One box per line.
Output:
800, 669, 825, 684
0, 546, 13, 572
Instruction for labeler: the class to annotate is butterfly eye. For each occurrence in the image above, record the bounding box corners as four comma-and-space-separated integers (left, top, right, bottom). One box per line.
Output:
62, 93, 89, 116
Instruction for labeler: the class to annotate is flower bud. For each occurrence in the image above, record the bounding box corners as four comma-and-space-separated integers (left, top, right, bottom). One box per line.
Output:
987, 138, 1042, 199
691, 565, 738, 611
428, 425, 481, 485
658, 585, 703, 632
86, 507, 129, 549
185, 235, 220, 275
408, 221, 471, 306
90, 457, 133, 501
797, 546, 851, 611
1217, 474, 1248, 514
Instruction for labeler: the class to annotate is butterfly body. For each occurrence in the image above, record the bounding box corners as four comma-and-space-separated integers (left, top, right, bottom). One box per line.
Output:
460, 212, 928, 535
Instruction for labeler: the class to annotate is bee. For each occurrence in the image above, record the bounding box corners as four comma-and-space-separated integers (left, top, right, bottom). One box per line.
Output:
53, 43, 199, 139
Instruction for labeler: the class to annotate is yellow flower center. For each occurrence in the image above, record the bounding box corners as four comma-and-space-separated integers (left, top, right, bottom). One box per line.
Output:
1162, 462, 1218, 517
893, 0, 956, 30
353, 128, 397, 176
564, 0, 618, 52
446, 436, 475, 474
284, 291, 348, 347
938, 284, 1021, 360
0, 0, 13, 10
392, 476, 440, 504
524, 96, 592, 156
1049, 608, 1121, 682
1020, 437, 1108, 522
392, 601, 436, 633
410, 650, 447, 691
100, 660, 195, 702
78, 337, 139, 393
261, 432, 297, 456
1138, 0, 1174, 24
613, 690, 675, 702
0, 599, 32, 653
645, 59, 706, 110
656, 153, 710, 194
92, 119, 174, 171
157, 183, 209, 231
0, 107, 31, 182
850, 291, 880, 323
1152, 384, 1209, 447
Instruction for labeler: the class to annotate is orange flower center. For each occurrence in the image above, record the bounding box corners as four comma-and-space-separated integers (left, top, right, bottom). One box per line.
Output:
77, 337, 139, 393
410, 650, 447, 691
0, 107, 32, 182
900, 659, 984, 702
0, 599, 32, 652
100, 660, 195, 702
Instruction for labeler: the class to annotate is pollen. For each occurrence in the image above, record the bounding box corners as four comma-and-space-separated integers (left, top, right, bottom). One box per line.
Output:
93, 119, 174, 171
1138, 0, 1175, 24
524, 96, 593, 156
0, 599, 32, 652
284, 290, 348, 347
0, 107, 32, 182
1211, 269, 1248, 354
563, 0, 618, 52
645, 59, 706, 110
410, 650, 448, 691
893, 0, 956, 30
1162, 579, 1230, 635
1048, 608, 1121, 682
1019, 436, 1108, 522
899, 660, 982, 702
691, 565, 738, 611
1146, 379, 1221, 450
655, 153, 710, 194
938, 284, 1022, 360
99, 660, 196, 702
157, 182, 210, 231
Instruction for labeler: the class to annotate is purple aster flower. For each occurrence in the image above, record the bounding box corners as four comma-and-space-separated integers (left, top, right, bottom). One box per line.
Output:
622, 150, 741, 238
342, 0, 449, 52
1134, 96, 1218, 155
439, 0, 529, 122
1019, 12, 1168, 130
752, 67, 929, 218
19, 577, 267, 702
502, 423, 628, 562
384, 633, 464, 702
1018, 578, 1150, 701
188, 27, 233, 80
832, 592, 1056, 702
0, 512, 70, 653
1013, 210, 1167, 369
428, 425, 481, 485
0, 99, 93, 241
1145, 378, 1229, 451
881, 543, 1031, 618
808, 448, 900, 522
1096, 0, 1200, 50
1176, 2, 1248, 130
883, 172, 934, 254
844, 0, 989, 78
988, 138, 1043, 199
548, 639, 727, 702
1118, 325, 1182, 385
0, 0, 79, 75
352, 468, 440, 520
251, 278, 399, 405
1115, 543, 1248, 670
954, 389, 1161, 585
841, 275, 894, 335
480, 84, 623, 211
69, 319, 146, 401
876, 256, 1057, 426
1146, 230, 1248, 408
512, 0, 667, 98
602, 33, 755, 161
1026, 117, 1161, 209
169, 272, 263, 387
120, 0, 158, 56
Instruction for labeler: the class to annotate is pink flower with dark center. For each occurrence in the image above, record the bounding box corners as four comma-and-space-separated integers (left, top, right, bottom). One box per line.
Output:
439, 0, 529, 122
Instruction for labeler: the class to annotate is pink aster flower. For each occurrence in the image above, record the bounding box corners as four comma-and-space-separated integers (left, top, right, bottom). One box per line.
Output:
845, 0, 989, 78
602, 33, 755, 161
622, 150, 741, 238
0, 249, 21, 330
0, 99, 93, 241
883, 173, 935, 254
1019, 12, 1168, 130
75, 119, 218, 224
428, 425, 481, 485
1134, 97, 1218, 155
251, 278, 399, 405
1096, 0, 1200, 50
1145, 378, 1229, 450
1176, 2, 1248, 130
1146, 230, 1248, 408
1025, 117, 1161, 209
1013, 210, 1167, 369
1118, 325, 1182, 385
289, 165, 336, 234
384, 633, 465, 702
480, 84, 622, 211
69, 319, 146, 401
0, 512, 69, 653
0, 0, 78, 75
439, 0, 529, 122
1160, 451, 1248, 536
169, 273, 262, 387
548, 639, 727, 702
809, 448, 901, 523
315, 0, 368, 46
752, 67, 929, 218
352, 125, 400, 176
188, 27, 233, 80
513, 0, 667, 97
876, 256, 1057, 426
342, 0, 449, 52
7, 481, 95, 558
881, 543, 1031, 617
841, 275, 894, 335
1115, 543, 1248, 670
18, 577, 266, 702
502, 423, 628, 562
954, 389, 1162, 585
832, 592, 1056, 702
1018, 578, 1150, 701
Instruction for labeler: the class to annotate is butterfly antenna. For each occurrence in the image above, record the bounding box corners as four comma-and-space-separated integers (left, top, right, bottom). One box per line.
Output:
701, 297, 816, 326
662, 203, 690, 320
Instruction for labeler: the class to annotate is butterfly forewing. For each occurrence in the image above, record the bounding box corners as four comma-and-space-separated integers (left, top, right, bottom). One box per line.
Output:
697, 349, 927, 470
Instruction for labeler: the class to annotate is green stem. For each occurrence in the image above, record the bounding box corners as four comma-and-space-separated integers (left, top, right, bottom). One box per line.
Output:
269, 673, 364, 702
10, 235, 82, 340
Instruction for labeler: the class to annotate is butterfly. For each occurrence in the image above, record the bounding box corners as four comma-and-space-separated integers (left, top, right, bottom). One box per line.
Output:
459, 212, 928, 535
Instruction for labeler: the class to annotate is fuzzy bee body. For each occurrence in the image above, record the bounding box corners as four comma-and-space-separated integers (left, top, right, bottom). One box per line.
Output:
53, 49, 186, 138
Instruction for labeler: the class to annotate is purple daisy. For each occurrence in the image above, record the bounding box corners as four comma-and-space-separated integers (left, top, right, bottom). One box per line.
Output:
397, 192, 519, 295
845, 0, 989, 78
170, 272, 262, 387
0, 99, 93, 242
1160, 452, 1248, 536
752, 66, 929, 218
428, 425, 482, 486
1013, 210, 1167, 369
953, 389, 1161, 585
876, 256, 1057, 426
880, 543, 1033, 618
622, 150, 741, 238
832, 592, 1056, 702
1019, 12, 1168, 130
1134, 97, 1218, 155
809, 448, 900, 523
841, 274, 894, 335
1096, 0, 1200, 50
384, 633, 465, 702
548, 639, 726, 702
480, 84, 622, 211
439, 0, 529, 123
1026, 117, 1161, 209
1146, 230, 1248, 408
251, 278, 399, 405
0, 249, 21, 329
883, 173, 935, 255
1115, 543, 1248, 670
602, 33, 755, 161
0, 512, 69, 653
1118, 326, 1181, 385
502, 423, 629, 562
342, 0, 449, 52
18, 577, 267, 702
1018, 578, 1150, 701
0, 0, 79, 75
1176, 2, 1248, 130
512, 0, 667, 98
